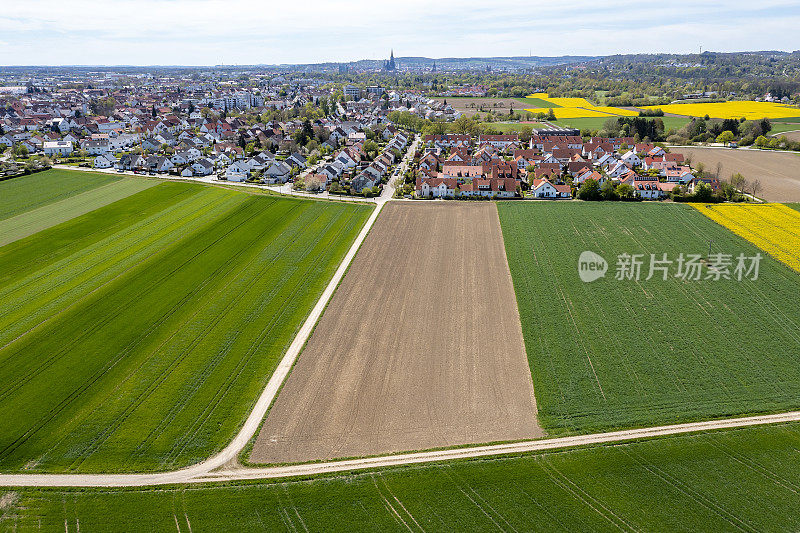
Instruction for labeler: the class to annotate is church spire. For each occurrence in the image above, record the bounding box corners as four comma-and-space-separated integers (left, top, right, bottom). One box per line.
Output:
384, 49, 396, 71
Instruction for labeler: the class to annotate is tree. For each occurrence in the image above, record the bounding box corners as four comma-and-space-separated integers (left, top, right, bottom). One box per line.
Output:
751, 179, 762, 199
13, 144, 29, 158
695, 162, 706, 176
730, 172, 747, 193
616, 183, 635, 200
754, 135, 768, 148
546, 108, 556, 121
90, 97, 117, 116
600, 179, 618, 200
450, 115, 476, 135
577, 178, 601, 200
716, 130, 735, 144
692, 182, 714, 202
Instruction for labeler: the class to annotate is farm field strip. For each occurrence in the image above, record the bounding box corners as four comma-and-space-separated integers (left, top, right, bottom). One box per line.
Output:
0, 178, 157, 247
250, 202, 542, 464
676, 147, 800, 203
644, 101, 800, 119
498, 202, 800, 434
6, 420, 800, 531
693, 203, 800, 272
0, 185, 246, 350
0, 170, 121, 220
0, 176, 373, 474
523, 93, 639, 118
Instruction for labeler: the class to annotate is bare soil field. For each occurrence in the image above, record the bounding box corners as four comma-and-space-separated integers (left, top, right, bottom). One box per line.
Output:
434, 97, 532, 117
250, 202, 542, 464
678, 147, 800, 202
778, 130, 800, 142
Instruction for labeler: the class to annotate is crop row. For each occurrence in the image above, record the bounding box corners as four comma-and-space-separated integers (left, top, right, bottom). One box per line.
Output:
694, 203, 800, 273
0, 169, 120, 220
0, 182, 372, 473
497, 201, 800, 433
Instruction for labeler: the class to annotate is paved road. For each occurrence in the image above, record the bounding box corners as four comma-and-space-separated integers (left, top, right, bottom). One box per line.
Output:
5, 134, 798, 487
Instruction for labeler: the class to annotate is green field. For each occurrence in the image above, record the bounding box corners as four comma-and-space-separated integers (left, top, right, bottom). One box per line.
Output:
498, 202, 800, 434
481, 121, 544, 132
5, 422, 800, 531
0, 177, 157, 247
769, 117, 800, 123
769, 122, 800, 135
483, 116, 692, 133
0, 170, 121, 220
0, 178, 372, 473
515, 96, 561, 108
549, 115, 692, 132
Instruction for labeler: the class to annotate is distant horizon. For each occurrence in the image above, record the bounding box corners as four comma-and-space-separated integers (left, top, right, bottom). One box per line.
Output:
2, 0, 799, 66
1, 49, 798, 70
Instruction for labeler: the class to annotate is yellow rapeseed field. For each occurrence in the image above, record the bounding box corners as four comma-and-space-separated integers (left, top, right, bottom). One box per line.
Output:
526, 107, 615, 119
644, 101, 800, 120
524, 93, 639, 119
692, 203, 800, 273
590, 106, 640, 117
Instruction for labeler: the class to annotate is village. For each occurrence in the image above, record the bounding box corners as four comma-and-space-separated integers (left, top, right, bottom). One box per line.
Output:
0, 66, 727, 202
406, 131, 713, 200
0, 74, 454, 197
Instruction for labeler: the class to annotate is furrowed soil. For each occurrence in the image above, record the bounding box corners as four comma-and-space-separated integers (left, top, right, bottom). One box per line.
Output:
251, 202, 542, 464
433, 97, 535, 117
678, 146, 800, 202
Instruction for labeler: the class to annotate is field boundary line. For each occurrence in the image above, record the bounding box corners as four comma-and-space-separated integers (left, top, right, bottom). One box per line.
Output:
184, 198, 386, 475
1, 410, 799, 486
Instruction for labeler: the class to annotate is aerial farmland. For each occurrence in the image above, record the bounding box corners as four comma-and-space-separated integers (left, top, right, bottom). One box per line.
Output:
0, 171, 373, 473
3, 43, 800, 528
251, 202, 542, 464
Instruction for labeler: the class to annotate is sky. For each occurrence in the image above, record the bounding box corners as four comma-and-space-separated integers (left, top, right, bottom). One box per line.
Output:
1, 0, 799, 66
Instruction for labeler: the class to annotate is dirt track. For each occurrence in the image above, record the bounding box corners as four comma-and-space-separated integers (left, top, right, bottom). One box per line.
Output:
250, 202, 542, 464
677, 147, 800, 202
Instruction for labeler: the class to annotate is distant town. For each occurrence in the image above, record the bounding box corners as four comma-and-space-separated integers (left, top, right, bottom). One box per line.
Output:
2, 50, 797, 202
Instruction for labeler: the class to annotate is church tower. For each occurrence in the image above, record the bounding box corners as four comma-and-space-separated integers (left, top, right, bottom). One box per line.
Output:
384, 50, 396, 71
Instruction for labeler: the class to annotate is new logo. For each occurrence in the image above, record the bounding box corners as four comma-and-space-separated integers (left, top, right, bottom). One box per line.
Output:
578, 251, 607, 282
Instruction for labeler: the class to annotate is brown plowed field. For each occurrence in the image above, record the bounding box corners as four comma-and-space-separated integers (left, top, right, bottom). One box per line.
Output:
678, 147, 800, 202
250, 202, 542, 464
778, 130, 800, 142
434, 97, 531, 117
